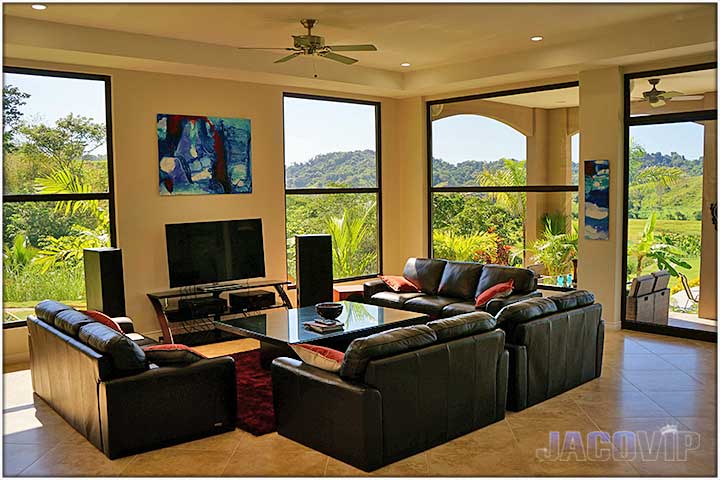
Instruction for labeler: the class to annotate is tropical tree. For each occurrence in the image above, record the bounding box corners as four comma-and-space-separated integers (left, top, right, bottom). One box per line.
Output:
3, 234, 37, 274
627, 213, 691, 277
325, 207, 377, 278
3, 85, 30, 152
433, 229, 498, 262
476, 159, 526, 216
34, 224, 109, 273
528, 218, 578, 276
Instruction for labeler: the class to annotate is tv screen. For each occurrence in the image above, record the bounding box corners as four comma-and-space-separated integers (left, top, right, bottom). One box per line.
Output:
165, 219, 266, 288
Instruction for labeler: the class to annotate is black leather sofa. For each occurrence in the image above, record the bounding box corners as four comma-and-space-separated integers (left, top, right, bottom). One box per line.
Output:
498, 290, 604, 411
364, 257, 541, 317
27, 300, 237, 459
272, 312, 508, 472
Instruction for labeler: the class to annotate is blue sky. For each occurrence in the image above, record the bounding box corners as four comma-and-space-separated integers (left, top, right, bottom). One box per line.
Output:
283, 96, 376, 165
4, 72, 108, 154
4, 72, 705, 163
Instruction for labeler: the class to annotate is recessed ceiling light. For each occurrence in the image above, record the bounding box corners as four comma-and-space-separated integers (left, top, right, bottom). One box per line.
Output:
31, 4, 47, 10
400, 63, 411, 67
530, 35, 544, 42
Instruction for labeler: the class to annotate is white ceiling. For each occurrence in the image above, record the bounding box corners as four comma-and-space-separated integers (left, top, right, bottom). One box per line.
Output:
3, 3, 706, 72
3, 3, 717, 98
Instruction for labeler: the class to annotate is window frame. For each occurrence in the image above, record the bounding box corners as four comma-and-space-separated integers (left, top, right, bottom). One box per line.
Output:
426, 81, 580, 257
2, 66, 117, 329
621, 62, 717, 342
282, 92, 383, 283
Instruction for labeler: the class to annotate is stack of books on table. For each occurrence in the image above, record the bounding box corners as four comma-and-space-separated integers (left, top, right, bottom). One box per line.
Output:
303, 319, 344, 333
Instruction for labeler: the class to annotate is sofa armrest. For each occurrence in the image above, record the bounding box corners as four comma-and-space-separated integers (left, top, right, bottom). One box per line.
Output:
112, 317, 135, 334
485, 290, 542, 316
271, 357, 383, 472
363, 278, 391, 301
504, 343, 528, 411
99, 357, 237, 459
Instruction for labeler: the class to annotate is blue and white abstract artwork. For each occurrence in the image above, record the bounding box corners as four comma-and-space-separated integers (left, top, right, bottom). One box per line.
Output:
584, 160, 610, 240
157, 114, 251, 195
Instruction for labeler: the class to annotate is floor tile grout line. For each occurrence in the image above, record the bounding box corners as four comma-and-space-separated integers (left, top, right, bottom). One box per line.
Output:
219, 439, 243, 477
15, 443, 60, 476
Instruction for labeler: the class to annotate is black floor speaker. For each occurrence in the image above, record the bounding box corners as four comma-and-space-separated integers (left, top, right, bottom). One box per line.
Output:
295, 234, 333, 307
84, 247, 126, 317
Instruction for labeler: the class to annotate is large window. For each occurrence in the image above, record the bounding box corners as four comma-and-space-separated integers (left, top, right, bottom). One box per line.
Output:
283, 94, 381, 282
428, 83, 579, 285
623, 63, 717, 336
3, 67, 115, 326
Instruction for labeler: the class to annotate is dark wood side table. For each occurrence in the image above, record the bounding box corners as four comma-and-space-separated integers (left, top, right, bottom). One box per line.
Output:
333, 284, 365, 302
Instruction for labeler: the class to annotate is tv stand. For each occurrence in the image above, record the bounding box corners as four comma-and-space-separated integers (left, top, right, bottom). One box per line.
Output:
147, 279, 292, 345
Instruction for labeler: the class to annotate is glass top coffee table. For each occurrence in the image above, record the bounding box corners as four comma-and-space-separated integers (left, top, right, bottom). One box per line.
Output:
213, 301, 429, 367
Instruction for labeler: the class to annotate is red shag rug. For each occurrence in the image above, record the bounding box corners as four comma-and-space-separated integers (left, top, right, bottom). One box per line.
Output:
231, 349, 276, 435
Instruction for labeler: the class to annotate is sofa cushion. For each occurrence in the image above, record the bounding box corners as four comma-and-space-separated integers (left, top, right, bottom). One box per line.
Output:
34, 300, 72, 325
495, 297, 558, 337
427, 312, 496, 341
370, 291, 425, 309
54, 309, 96, 337
78, 322, 147, 373
475, 279, 514, 307
403, 258, 447, 295
476, 264, 536, 297
339, 325, 437, 380
441, 301, 476, 317
378, 275, 421, 293
403, 296, 458, 316
143, 344, 207, 366
548, 290, 595, 312
437, 261, 483, 299
290, 344, 345, 373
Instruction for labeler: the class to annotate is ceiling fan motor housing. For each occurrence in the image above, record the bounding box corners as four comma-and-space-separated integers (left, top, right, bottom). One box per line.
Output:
293, 34, 325, 53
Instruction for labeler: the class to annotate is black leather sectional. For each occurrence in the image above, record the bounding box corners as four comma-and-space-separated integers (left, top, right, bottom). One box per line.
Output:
27, 301, 237, 459
364, 257, 541, 317
272, 289, 604, 471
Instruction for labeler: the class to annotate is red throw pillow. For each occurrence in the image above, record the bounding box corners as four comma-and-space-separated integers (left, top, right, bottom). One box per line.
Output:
81, 310, 123, 333
290, 343, 344, 373
378, 275, 421, 293
475, 279, 515, 308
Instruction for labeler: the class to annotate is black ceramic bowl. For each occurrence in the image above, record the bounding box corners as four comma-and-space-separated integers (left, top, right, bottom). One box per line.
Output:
315, 302, 344, 320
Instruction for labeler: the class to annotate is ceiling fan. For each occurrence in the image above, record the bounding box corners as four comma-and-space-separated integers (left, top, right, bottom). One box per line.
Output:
237, 19, 377, 65
638, 78, 704, 108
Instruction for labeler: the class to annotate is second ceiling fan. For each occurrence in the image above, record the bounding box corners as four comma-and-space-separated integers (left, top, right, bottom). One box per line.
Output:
237, 19, 378, 65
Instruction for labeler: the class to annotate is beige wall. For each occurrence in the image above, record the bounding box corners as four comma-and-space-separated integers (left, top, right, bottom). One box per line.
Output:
4, 59, 417, 343
577, 67, 625, 324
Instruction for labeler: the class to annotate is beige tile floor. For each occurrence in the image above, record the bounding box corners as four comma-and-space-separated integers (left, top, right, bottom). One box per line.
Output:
3, 328, 717, 477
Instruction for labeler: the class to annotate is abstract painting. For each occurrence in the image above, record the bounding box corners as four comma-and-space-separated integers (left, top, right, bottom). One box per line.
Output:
157, 114, 251, 195
584, 159, 610, 240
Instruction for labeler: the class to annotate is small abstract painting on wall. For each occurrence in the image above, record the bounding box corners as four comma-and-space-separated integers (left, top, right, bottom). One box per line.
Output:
157, 114, 251, 195
584, 159, 610, 240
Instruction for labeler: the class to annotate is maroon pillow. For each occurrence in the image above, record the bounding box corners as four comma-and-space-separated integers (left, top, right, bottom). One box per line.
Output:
143, 344, 207, 365
378, 275, 421, 293
475, 279, 514, 308
81, 310, 124, 333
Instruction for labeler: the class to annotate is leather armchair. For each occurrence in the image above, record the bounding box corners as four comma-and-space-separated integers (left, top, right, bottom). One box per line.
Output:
27, 303, 237, 459
272, 321, 507, 471
496, 291, 604, 411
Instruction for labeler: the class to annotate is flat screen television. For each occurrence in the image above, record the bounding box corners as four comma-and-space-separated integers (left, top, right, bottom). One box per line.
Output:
165, 218, 266, 288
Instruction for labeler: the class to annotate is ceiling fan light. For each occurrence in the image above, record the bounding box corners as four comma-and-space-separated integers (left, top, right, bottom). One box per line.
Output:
31, 4, 47, 10
401, 63, 411, 67
530, 35, 544, 42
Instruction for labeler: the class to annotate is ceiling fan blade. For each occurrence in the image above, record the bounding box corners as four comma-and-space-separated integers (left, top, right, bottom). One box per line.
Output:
671, 95, 705, 102
659, 91, 685, 100
237, 47, 295, 50
326, 44, 377, 52
650, 98, 666, 108
274, 52, 301, 64
319, 51, 358, 64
